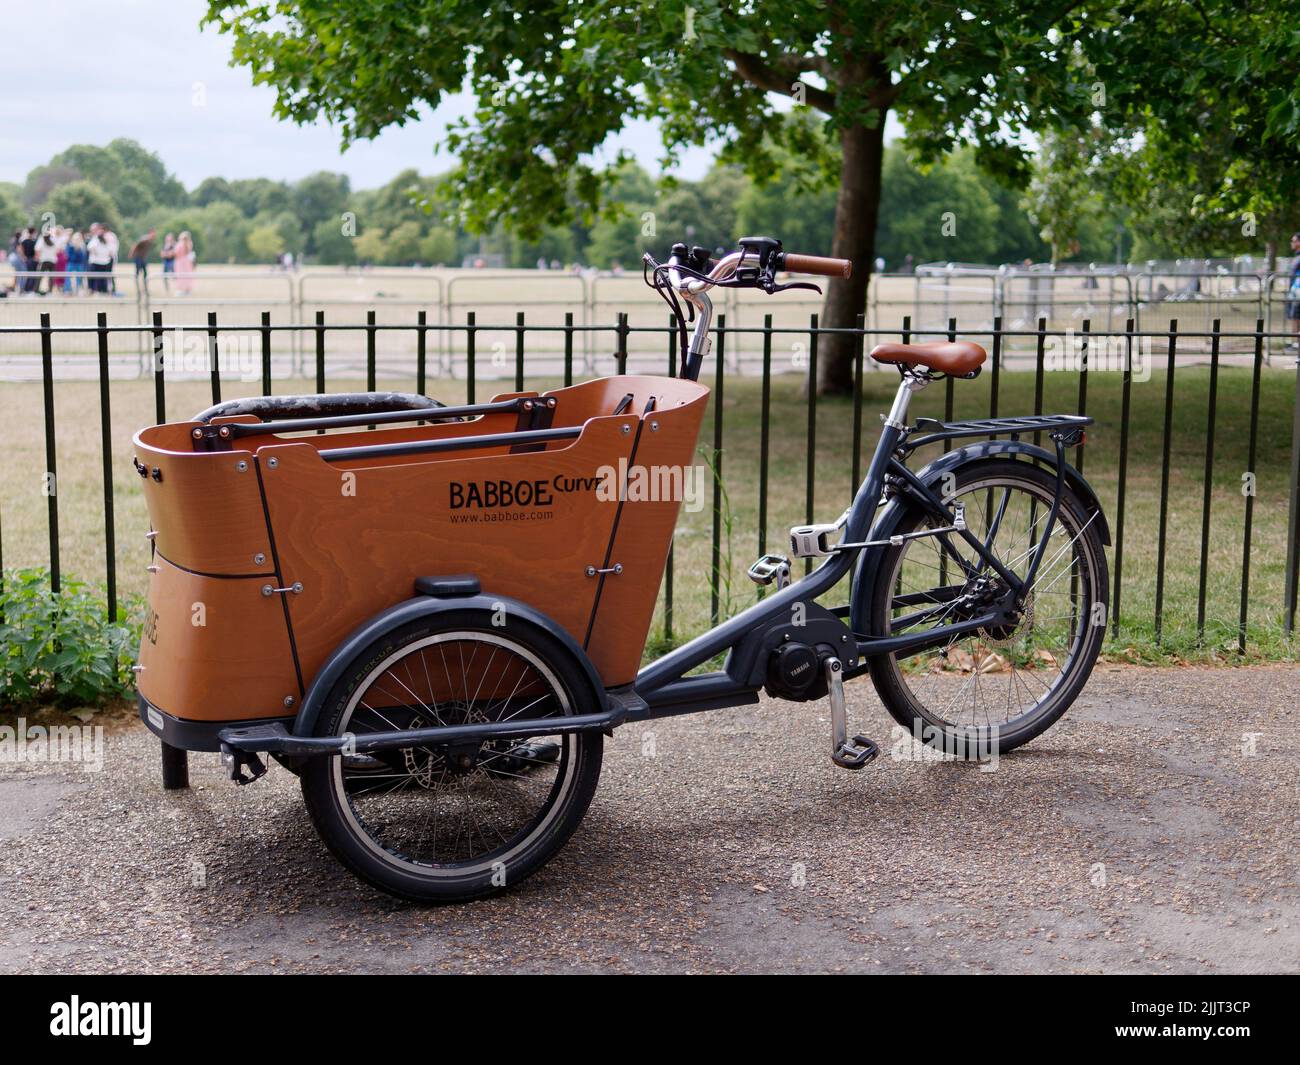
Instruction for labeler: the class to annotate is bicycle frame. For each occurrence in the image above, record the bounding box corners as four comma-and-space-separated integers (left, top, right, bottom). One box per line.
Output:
634, 377, 1087, 714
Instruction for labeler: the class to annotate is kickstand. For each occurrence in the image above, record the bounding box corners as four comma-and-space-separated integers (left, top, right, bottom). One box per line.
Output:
825, 658, 879, 771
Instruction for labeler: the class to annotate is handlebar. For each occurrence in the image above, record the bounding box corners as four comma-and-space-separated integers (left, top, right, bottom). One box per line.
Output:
645, 236, 854, 381
781, 253, 852, 279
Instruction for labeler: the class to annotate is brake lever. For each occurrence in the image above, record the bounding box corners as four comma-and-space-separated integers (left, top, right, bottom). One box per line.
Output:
766, 280, 823, 295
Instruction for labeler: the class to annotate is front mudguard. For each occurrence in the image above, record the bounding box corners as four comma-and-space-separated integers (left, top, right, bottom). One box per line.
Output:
290, 590, 607, 745
849, 440, 1110, 636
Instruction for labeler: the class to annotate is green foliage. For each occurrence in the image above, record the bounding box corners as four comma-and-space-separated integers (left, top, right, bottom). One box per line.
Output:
23, 164, 82, 210
246, 222, 287, 261
201, 0, 1107, 246
0, 186, 24, 238
42, 179, 121, 233
877, 149, 1000, 266
312, 216, 357, 265
0, 569, 139, 709
47, 140, 185, 217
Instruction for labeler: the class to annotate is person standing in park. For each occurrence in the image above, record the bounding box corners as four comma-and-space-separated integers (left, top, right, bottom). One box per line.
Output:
129, 227, 157, 294
159, 232, 177, 292
5, 231, 24, 294
174, 230, 196, 294
54, 226, 68, 290
64, 230, 87, 293
86, 223, 114, 293
19, 227, 38, 293
104, 224, 120, 294
1287, 232, 1300, 353
34, 230, 58, 293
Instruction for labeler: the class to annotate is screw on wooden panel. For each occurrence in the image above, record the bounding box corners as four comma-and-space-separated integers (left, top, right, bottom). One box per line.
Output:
192, 428, 203, 440
267, 457, 278, 469
236, 460, 248, 472
283, 695, 295, 708
146, 565, 159, 573
621, 424, 631, 434
254, 553, 266, 565
218, 425, 231, 438
650, 421, 660, 431
131, 665, 145, 674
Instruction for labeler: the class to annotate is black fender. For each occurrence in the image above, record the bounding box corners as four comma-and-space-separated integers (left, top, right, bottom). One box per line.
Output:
291, 590, 607, 740
849, 440, 1110, 636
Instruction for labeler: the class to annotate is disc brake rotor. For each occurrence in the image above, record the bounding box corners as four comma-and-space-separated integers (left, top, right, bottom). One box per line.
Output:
977, 590, 1035, 648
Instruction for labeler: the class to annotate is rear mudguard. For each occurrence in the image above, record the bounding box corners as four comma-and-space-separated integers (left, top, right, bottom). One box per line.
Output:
849, 441, 1110, 637
291, 590, 607, 741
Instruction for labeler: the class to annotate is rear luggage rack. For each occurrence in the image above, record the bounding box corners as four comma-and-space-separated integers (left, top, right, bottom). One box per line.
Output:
900, 413, 1091, 451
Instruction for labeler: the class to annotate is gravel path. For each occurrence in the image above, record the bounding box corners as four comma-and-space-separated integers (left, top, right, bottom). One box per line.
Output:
2, 663, 1297, 974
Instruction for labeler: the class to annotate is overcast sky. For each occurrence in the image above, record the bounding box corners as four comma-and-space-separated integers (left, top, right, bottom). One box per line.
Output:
2, 0, 721, 193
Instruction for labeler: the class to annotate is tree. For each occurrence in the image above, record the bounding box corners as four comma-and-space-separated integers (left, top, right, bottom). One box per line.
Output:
419, 227, 458, 266
293, 171, 351, 252
226, 178, 293, 219
23, 165, 82, 210
1083, 1, 1300, 268
353, 228, 387, 264
876, 148, 1002, 267
42, 180, 121, 233
1024, 132, 1095, 266
205, 1, 1114, 391
0, 187, 24, 237
384, 221, 425, 265
181, 202, 252, 263
312, 217, 357, 265
47, 140, 185, 217
193, 177, 234, 207
246, 223, 286, 261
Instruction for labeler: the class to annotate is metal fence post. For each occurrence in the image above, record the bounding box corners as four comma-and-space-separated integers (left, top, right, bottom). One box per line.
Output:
96, 311, 116, 619
1196, 319, 1221, 643
151, 310, 166, 424
1239, 320, 1264, 653
40, 312, 60, 593
1284, 347, 1300, 635
1112, 318, 1133, 638
1154, 320, 1178, 644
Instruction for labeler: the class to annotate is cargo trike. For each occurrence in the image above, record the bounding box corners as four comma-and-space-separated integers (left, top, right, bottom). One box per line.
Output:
134, 236, 1109, 902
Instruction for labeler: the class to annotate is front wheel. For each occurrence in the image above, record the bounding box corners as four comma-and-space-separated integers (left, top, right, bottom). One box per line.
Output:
865, 459, 1108, 755
301, 610, 604, 902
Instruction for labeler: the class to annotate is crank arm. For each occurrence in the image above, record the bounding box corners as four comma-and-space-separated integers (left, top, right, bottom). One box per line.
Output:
825, 658, 879, 771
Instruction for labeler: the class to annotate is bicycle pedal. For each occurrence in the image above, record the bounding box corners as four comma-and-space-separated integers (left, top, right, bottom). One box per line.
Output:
747, 553, 790, 589
831, 735, 879, 771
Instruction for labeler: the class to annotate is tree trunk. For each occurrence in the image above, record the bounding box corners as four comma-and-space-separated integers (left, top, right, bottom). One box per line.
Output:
817, 115, 887, 394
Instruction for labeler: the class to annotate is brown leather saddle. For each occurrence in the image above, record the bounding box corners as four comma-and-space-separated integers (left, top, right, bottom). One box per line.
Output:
870, 340, 987, 377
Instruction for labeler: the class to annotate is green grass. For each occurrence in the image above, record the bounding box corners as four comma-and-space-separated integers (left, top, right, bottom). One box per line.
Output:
1, 359, 1297, 666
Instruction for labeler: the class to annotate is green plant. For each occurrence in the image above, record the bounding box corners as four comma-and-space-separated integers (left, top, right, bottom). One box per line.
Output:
0, 568, 140, 709
699, 444, 739, 623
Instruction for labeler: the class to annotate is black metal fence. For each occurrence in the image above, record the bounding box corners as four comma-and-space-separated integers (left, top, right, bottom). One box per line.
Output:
4, 310, 1300, 656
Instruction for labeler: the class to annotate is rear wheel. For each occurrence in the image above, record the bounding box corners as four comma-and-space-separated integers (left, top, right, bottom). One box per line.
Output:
866, 460, 1108, 755
301, 611, 603, 902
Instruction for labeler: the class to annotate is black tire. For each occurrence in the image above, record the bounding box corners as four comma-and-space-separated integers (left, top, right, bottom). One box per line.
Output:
301, 610, 603, 903
865, 459, 1108, 756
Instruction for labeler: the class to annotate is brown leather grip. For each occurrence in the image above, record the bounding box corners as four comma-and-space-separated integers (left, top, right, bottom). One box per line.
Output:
782, 253, 852, 278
